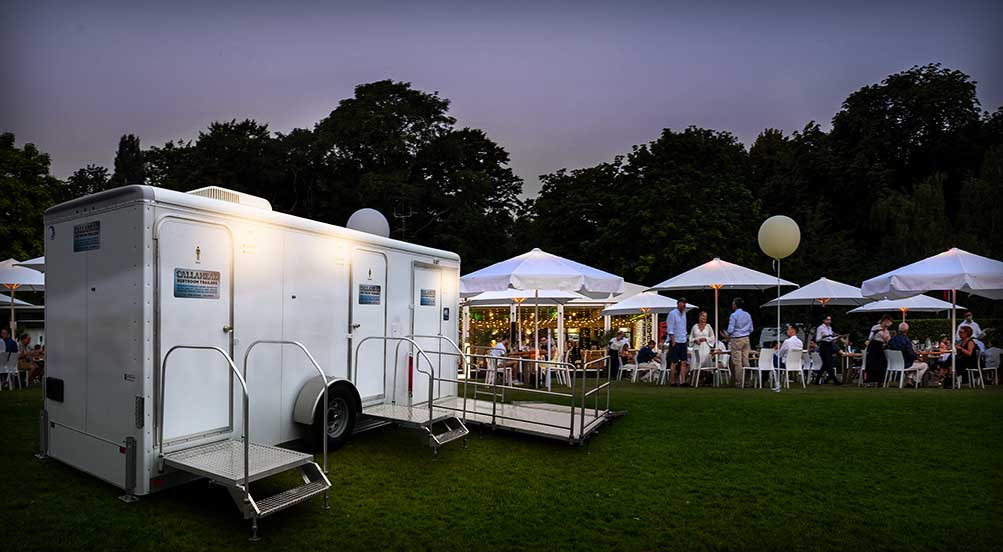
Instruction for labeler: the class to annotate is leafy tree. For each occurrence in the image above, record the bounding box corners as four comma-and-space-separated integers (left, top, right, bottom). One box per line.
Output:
0, 133, 62, 260
110, 134, 146, 186
66, 164, 111, 198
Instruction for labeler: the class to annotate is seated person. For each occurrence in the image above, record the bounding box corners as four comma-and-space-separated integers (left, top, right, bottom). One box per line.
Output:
773, 325, 803, 368
886, 322, 928, 386
621, 340, 660, 381
488, 338, 518, 383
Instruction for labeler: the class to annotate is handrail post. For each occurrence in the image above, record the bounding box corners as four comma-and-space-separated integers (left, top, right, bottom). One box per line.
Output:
242, 339, 330, 508
157, 345, 250, 510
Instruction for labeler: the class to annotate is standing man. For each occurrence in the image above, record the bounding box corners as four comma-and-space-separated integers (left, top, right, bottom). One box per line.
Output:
667, 298, 689, 387
956, 311, 982, 341
814, 315, 840, 385
726, 297, 753, 388
607, 330, 629, 380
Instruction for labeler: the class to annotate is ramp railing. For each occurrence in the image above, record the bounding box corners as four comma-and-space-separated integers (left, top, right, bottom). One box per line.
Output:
353, 336, 438, 424
157, 346, 251, 507
242, 340, 330, 509
406, 334, 612, 443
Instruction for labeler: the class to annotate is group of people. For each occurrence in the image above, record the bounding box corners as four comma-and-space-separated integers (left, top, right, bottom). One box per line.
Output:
864, 311, 997, 387
485, 304, 998, 390
2, 327, 44, 385
606, 297, 758, 387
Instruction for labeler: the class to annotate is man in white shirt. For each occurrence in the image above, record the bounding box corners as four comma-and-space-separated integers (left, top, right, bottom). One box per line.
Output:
667, 298, 689, 387
956, 311, 982, 341
775, 325, 803, 369
607, 331, 629, 379
814, 315, 840, 385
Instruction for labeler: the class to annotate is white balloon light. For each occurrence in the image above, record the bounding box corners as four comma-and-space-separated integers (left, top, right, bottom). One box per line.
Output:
758, 216, 801, 260
346, 208, 391, 238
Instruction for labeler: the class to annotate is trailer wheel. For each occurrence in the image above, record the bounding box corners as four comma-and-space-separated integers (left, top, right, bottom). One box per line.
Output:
311, 387, 356, 451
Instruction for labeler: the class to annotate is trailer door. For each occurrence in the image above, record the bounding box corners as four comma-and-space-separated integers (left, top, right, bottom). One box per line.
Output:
350, 249, 387, 403
157, 218, 233, 445
411, 265, 443, 403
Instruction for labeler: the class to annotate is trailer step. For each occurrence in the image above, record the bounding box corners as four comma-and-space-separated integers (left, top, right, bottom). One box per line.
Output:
427, 417, 469, 451
256, 478, 330, 518
162, 439, 313, 487
362, 403, 456, 427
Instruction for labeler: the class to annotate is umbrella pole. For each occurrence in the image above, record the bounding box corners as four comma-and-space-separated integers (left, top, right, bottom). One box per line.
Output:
534, 289, 540, 389
774, 260, 782, 392
9, 285, 15, 336
951, 289, 957, 389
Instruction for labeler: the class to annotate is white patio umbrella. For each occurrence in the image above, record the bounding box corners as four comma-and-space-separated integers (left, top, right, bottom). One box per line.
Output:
848, 295, 964, 321
0, 259, 45, 334
461, 248, 624, 389
14, 256, 45, 273
465, 289, 586, 306
0, 294, 40, 308
601, 292, 696, 344
762, 277, 867, 308
647, 258, 797, 351
861, 248, 1003, 385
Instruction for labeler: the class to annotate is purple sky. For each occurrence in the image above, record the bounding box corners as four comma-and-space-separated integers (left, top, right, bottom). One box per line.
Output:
2, 0, 1001, 195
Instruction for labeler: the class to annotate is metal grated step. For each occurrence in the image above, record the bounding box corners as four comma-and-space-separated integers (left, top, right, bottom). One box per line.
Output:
429, 417, 469, 447
256, 479, 330, 518
162, 439, 313, 487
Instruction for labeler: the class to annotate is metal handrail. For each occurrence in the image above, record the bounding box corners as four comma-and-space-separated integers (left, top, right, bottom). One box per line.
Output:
354, 336, 438, 426
407, 334, 472, 423
157, 345, 251, 507
242, 340, 330, 510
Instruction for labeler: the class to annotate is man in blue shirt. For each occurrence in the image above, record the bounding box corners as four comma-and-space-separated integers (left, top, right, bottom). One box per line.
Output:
726, 297, 753, 388
887, 322, 929, 386
1, 328, 17, 353
667, 298, 689, 387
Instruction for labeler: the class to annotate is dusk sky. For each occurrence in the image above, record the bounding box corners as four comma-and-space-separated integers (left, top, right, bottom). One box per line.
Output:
2, 0, 1000, 196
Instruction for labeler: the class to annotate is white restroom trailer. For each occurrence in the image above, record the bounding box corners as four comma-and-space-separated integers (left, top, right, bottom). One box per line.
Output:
40, 185, 464, 538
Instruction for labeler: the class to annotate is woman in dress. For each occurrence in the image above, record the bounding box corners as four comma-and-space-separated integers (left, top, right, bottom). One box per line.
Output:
864, 314, 893, 384
950, 326, 978, 388
689, 310, 716, 369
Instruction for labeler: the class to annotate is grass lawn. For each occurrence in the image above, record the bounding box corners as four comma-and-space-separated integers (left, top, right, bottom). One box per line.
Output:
2, 384, 1001, 551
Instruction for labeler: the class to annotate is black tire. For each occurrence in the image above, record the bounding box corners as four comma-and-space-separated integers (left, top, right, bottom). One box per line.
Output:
311, 385, 356, 452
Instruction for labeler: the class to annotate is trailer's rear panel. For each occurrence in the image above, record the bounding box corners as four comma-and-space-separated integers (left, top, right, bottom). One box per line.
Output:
45, 204, 149, 489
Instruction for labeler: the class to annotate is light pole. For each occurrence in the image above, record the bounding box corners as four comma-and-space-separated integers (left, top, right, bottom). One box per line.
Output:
758, 216, 801, 392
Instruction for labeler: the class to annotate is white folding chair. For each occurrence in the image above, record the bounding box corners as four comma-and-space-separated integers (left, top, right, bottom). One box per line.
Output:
1, 353, 22, 390
744, 348, 774, 389
485, 357, 512, 386
808, 352, 823, 383
652, 349, 670, 385
781, 350, 806, 389
883, 350, 917, 389
965, 353, 986, 390
981, 349, 999, 385
689, 348, 713, 387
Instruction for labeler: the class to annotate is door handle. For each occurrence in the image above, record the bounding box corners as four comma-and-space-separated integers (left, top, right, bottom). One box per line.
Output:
350, 323, 361, 330
222, 324, 234, 334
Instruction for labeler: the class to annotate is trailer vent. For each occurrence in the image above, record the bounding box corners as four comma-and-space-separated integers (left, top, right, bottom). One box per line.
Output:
186, 186, 272, 211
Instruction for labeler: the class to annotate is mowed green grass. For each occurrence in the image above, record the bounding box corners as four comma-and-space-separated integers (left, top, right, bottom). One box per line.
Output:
2, 384, 1001, 551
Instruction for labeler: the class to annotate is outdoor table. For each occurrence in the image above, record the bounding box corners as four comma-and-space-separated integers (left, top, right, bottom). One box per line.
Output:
839, 352, 862, 383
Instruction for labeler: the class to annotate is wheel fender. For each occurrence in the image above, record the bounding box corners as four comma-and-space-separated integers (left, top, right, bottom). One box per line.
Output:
293, 376, 362, 425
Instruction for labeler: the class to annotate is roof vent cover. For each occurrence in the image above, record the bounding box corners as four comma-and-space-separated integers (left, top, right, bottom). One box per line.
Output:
186, 186, 272, 210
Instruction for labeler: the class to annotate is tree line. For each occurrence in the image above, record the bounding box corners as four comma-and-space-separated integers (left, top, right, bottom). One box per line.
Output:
2, 64, 1001, 314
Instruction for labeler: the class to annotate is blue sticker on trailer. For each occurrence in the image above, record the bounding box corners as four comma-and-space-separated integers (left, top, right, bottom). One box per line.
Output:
420, 288, 436, 306
358, 284, 382, 305
73, 221, 100, 252
174, 268, 221, 299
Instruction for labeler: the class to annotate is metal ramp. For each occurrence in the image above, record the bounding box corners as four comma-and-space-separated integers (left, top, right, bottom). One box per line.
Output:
157, 344, 333, 541
355, 335, 614, 452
